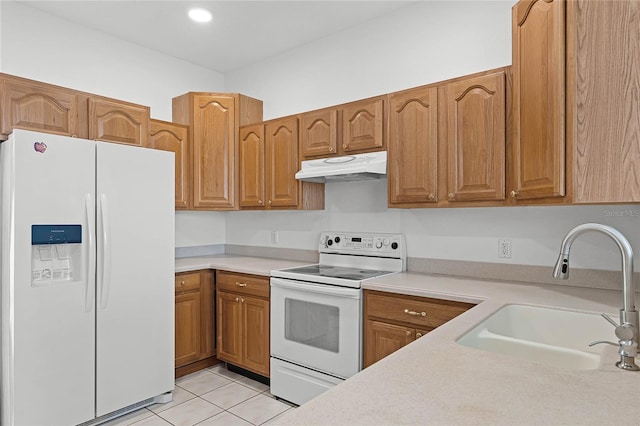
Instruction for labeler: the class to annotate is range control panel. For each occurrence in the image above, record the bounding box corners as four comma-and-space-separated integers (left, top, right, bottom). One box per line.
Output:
319, 232, 405, 257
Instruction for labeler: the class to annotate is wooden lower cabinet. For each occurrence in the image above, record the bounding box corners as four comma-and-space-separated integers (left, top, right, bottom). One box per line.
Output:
175, 270, 216, 376
216, 271, 270, 377
363, 290, 474, 367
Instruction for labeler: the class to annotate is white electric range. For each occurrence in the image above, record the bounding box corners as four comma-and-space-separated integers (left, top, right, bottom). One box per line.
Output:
270, 232, 406, 405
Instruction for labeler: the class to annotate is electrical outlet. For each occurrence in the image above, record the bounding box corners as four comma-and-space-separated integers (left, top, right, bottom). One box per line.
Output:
270, 231, 278, 244
498, 239, 512, 258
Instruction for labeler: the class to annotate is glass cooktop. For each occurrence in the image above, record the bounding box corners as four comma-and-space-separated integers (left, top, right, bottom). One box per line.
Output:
280, 264, 393, 281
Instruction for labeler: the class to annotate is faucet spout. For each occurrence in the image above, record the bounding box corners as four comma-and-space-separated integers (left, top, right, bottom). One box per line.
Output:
553, 223, 635, 312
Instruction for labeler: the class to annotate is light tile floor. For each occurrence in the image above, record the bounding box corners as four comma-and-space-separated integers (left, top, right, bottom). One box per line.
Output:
104, 364, 295, 426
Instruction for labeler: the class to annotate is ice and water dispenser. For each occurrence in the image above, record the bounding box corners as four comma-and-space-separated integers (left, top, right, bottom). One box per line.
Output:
31, 225, 82, 284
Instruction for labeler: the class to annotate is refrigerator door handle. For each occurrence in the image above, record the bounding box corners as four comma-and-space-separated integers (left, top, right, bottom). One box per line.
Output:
99, 193, 112, 310
85, 194, 95, 312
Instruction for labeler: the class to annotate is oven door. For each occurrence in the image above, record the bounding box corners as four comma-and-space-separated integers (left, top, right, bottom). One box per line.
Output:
270, 277, 362, 379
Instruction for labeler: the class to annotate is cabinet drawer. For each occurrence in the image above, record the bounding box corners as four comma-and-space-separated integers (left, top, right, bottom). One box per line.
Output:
216, 271, 269, 299
365, 290, 474, 329
175, 272, 201, 293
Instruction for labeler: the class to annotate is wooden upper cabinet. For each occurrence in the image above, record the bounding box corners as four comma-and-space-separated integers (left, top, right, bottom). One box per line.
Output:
511, 0, 566, 201
443, 71, 506, 202
388, 87, 438, 206
342, 97, 385, 154
299, 108, 339, 159
88, 97, 150, 146
569, 0, 640, 203
239, 124, 266, 208
172, 92, 263, 211
147, 119, 190, 209
0, 74, 85, 140
266, 117, 299, 208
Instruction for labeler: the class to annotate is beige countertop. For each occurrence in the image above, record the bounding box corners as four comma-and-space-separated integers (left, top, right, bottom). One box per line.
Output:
175, 254, 310, 276
274, 272, 640, 425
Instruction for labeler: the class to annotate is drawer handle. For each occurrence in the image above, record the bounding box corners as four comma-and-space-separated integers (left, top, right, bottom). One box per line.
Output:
236, 282, 247, 287
180, 280, 185, 285
404, 309, 426, 317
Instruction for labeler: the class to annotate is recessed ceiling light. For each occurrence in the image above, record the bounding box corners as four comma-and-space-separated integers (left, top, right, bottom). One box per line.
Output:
188, 8, 213, 23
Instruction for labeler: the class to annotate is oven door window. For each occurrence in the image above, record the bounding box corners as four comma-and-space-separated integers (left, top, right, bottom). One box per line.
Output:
284, 298, 339, 353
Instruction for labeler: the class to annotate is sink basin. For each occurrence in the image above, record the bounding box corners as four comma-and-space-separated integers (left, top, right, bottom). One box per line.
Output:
457, 304, 615, 370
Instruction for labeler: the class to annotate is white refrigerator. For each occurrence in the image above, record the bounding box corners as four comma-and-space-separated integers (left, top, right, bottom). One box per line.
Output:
0, 129, 175, 425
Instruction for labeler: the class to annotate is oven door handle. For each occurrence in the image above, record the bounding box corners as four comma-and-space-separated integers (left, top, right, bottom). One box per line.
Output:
270, 277, 361, 299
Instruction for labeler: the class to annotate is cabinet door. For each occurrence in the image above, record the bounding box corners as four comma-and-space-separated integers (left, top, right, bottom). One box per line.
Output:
200, 271, 216, 359
148, 119, 190, 209
364, 320, 414, 368
266, 117, 299, 208
88, 98, 150, 146
570, 0, 640, 203
445, 71, 506, 202
511, 0, 565, 200
175, 291, 201, 368
299, 109, 338, 159
192, 94, 237, 209
342, 97, 385, 153
388, 87, 438, 205
241, 296, 270, 377
0, 76, 82, 139
239, 124, 266, 208
216, 291, 243, 365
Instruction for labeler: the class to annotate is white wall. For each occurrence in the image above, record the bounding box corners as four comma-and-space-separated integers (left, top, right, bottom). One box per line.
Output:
0, 2, 226, 121
225, 1, 640, 272
226, 1, 513, 119
0, 1, 227, 247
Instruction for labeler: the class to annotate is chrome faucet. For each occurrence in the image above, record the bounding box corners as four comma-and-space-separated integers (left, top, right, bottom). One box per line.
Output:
552, 223, 639, 371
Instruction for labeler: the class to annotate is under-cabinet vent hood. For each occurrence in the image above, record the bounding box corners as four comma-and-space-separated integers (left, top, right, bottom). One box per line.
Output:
295, 151, 387, 183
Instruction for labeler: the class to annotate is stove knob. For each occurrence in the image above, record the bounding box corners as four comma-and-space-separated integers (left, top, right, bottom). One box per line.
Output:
383, 238, 390, 246
375, 241, 383, 249
391, 242, 399, 250
335, 236, 341, 244
327, 239, 333, 246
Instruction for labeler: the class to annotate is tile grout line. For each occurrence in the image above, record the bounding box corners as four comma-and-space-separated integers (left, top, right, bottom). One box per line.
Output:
139, 367, 295, 426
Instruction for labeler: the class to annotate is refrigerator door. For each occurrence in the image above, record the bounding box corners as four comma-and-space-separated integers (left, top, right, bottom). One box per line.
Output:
1, 130, 96, 425
95, 142, 174, 416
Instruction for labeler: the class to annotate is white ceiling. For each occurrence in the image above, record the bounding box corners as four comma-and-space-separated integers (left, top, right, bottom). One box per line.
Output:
21, 1, 417, 73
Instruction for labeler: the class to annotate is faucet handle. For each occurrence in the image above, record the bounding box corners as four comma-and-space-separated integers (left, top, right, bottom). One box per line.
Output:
601, 313, 635, 340
589, 340, 618, 347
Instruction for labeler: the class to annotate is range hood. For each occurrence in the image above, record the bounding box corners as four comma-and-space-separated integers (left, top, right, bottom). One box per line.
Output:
295, 151, 387, 183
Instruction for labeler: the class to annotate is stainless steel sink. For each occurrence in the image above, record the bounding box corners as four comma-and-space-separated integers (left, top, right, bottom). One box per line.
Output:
456, 304, 615, 370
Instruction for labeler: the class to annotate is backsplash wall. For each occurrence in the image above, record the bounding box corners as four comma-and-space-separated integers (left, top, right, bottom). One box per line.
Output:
225, 179, 640, 272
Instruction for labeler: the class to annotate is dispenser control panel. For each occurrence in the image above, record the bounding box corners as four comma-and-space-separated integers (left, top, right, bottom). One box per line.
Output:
31, 224, 82, 283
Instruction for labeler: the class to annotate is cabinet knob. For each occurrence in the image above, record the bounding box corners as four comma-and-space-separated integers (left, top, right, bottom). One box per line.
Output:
268, 200, 272, 205
448, 193, 455, 200
427, 193, 435, 201
510, 190, 519, 198
406, 330, 411, 336
258, 200, 263, 205
329, 147, 334, 152
235, 297, 239, 302
236, 282, 247, 287
180, 280, 185, 286
342, 144, 347, 149
240, 297, 245, 303
416, 332, 423, 338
